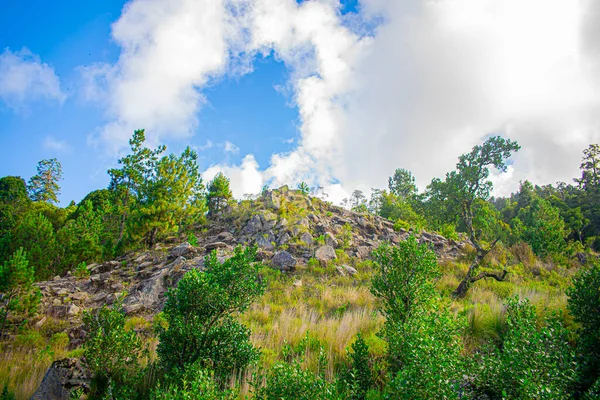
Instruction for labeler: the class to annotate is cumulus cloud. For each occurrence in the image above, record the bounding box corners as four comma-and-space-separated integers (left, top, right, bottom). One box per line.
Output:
85, 0, 600, 199
0, 48, 65, 110
340, 0, 600, 195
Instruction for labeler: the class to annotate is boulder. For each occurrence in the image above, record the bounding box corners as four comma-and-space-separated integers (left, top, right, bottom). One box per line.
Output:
271, 251, 297, 272
217, 231, 235, 243
356, 246, 372, 259
315, 245, 337, 262
243, 214, 263, 235
169, 242, 193, 259
324, 232, 338, 248
205, 242, 229, 251
300, 232, 314, 246
31, 358, 90, 399
256, 231, 276, 251
278, 232, 291, 246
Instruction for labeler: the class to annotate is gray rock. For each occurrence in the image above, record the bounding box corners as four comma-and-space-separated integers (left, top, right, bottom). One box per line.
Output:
169, 242, 193, 258
271, 251, 297, 272
300, 232, 314, 245
315, 245, 337, 262
324, 232, 338, 248
342, 265, 358, 276
356, 246, 372, 259
278, 232, 291, 246
256, 231, 276, 251
217, 231, 235, 243
31, 358, 90, 399
205, 242, 229, 251
243, 214, 263, 235
67, 304, 80, 316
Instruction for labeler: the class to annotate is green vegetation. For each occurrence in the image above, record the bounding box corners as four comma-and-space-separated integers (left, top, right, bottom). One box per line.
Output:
0, 131, 600, 398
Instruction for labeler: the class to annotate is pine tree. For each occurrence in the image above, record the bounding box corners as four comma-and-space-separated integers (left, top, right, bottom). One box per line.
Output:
28, 158, 62, 204
206, 172, 232, 214
0, 248, 41, 334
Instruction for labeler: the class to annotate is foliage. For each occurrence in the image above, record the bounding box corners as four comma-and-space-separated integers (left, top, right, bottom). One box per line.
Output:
341, 333, 374, 399
473, 297, 576, 399
513, 196, 566, 257
151, 364, 232, 400
157, 246, 265, 380
57, 200, 104, 272
388, 168, 417, 199
568, 262, 600, 394
256, 361, 339, 400
206, 173, 232, 215
11, 212, 57, 279
73, 261, 90, 279
0, 248, 40, 334
82, 300, 147, 394
297, 182, 310, 195
27, 158, 62, 204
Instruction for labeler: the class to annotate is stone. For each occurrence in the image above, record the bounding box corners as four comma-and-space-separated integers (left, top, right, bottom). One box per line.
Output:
271, 251, 297, 272
243, 214, 263, 235
53, 275, 61, 281
256, 231, 276, 250
67, 304, 80, 316
293, 279, 303, 287
300, 232, 314, 245
205, 242, 229, 251
217, 231, 235, 243
169, 242, 193, 259
315, 245, 337, 262
324, 232, 338, 248
356, 246, 372, 259
342, 265, 358, 276
278, 232, 291, 246
31, 358, 90, 400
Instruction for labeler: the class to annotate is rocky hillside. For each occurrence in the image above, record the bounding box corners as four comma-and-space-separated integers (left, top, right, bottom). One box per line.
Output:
35, 187, 467, 344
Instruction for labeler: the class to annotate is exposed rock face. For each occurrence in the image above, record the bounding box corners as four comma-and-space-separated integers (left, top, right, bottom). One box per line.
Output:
169, 242, 194, 258
315, 245, 337, 262
31, 358, 90, 400
271, 251, 297, 272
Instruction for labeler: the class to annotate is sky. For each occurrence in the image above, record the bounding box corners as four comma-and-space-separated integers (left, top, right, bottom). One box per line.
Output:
0, 0, 599, 205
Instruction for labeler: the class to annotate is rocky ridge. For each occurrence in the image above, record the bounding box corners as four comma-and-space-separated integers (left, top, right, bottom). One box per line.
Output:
34, 187, 467, 342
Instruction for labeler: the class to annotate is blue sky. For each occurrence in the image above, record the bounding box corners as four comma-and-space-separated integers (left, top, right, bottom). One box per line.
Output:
1, 0, 598, 204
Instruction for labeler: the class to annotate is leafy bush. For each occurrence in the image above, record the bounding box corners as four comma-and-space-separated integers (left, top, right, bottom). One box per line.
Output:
341, 333, 374, 399
157, 246, 265, 381
151, 363, 232, 400
473, 297, 576, 399
186, 233, 198, 247
72, 261, 90, 279
568, 262, 600, 394
256, 361, 339, 400
83, 300, 147, 395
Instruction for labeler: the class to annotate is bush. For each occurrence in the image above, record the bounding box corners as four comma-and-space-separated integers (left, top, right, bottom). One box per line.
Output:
341, 333, 374, 400
72, 261, 90, 279
157, 246, 265, 381
256, 361, 339, 400
568, 262, 600, 394
83, 300, 147, 395
151, 363, 232, 400
473, 297, 576, 399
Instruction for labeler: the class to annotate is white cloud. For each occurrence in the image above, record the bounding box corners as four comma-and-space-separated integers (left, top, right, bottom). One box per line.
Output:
83, 0, 600, 199
223, 140, 240, 154
0, 48, 65, 110
203, 154, 264, 197
43, 136, 70, 152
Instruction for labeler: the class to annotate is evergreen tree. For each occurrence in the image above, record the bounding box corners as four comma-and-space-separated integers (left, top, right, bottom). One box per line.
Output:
27, 158, 62, 204
0, 248, 40, 334
388, 168, 418, 199
12, 212, 57, 279
206, 172, 232, 214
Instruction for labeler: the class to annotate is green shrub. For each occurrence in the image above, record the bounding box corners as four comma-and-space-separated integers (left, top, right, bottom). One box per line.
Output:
151, 363, 232, 400
473, 297, 576, 399
568, 262, 600, 394
83, 300, 147, 395
157, 246, 265, 381
256, 361, 339, 400
73, 261, 90, 279
187, 233, 198, 247
341, 333, 374, 400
